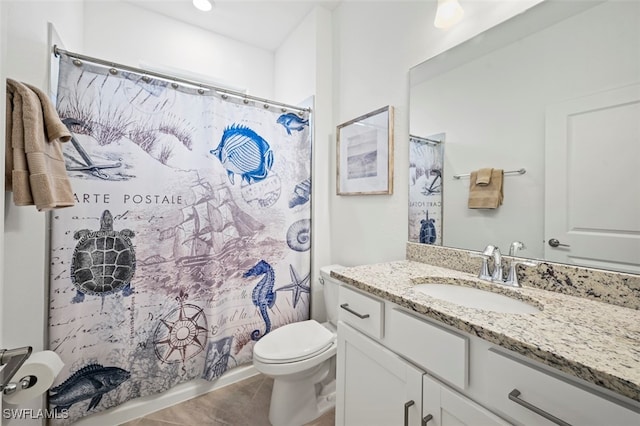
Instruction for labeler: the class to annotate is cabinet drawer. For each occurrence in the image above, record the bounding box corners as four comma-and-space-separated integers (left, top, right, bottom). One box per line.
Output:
338, 285, 384, 339
386, 308, 468, 390
486, 349, 640, 425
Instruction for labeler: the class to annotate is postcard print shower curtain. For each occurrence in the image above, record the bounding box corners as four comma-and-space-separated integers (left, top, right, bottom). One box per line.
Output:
48, 54, 311, 423
409, 134, 443, 245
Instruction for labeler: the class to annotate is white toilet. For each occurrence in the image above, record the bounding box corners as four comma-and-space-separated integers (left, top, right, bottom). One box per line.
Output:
253, 265, 343, 426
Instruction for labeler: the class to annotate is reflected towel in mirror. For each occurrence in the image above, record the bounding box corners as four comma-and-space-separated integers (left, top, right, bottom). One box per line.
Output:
468, 168, 503, 209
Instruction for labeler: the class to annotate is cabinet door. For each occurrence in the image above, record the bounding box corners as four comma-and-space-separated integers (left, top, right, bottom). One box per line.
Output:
423, 375, 511, 426
337, 321, 423, 426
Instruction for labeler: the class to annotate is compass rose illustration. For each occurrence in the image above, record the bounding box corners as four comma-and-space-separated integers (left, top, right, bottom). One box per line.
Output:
153, 291, 208, 364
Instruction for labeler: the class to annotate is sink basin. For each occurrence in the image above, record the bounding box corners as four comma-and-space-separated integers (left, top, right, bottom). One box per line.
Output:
413, 284, 540, 314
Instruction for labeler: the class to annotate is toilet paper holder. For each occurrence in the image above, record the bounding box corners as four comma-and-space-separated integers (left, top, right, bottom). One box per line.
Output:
0, 346, 33, 395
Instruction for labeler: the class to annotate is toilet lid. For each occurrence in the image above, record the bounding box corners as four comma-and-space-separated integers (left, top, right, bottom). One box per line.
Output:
253, 320, 335, 363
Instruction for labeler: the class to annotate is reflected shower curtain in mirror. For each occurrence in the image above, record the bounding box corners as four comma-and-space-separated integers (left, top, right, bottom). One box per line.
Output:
48, 54, 312, 424
409, 134, 443, 245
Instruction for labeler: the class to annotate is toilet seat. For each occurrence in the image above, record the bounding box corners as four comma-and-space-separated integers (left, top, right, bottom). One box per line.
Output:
254, 320, 335, 364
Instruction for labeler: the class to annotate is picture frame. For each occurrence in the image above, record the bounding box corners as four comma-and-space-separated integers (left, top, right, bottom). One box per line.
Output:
337, 105, 394, 195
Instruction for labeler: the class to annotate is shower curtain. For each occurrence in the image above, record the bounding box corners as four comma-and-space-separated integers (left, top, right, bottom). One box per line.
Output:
409, 134, 443, 245
48, 54, 312, 424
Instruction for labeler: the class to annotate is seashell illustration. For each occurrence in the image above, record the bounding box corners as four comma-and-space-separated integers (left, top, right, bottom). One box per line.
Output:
288, 178, 311, 208
286, 218, 311, 252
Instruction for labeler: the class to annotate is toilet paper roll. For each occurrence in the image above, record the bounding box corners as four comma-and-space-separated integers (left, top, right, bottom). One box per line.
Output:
2, 350, 64, 405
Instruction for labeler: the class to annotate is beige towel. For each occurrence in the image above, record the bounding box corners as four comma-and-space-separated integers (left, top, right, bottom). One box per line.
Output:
5, 78, 75, 211
476, 168, 493, 185
468, 168, 504, 209
5, 91, 14, 189
25, 83, 71, 144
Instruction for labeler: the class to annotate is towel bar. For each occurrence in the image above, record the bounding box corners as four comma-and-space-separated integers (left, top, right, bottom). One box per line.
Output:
453, 168, 526, 180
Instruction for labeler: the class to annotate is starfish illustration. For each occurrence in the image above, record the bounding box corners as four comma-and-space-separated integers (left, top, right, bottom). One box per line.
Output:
276, 265, 310, 308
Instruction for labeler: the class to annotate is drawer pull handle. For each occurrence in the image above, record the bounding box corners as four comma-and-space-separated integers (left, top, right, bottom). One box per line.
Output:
508, 389, 572, 426
422, 414, 434, 425
404, 400, 415, 426
340, 303, 370, 319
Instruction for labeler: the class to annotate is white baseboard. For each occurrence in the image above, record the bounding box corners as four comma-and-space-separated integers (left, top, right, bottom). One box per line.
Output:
73, 365, 259, 426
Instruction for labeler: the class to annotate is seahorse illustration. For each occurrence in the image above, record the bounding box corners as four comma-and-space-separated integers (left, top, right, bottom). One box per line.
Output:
244, 260, 276, 341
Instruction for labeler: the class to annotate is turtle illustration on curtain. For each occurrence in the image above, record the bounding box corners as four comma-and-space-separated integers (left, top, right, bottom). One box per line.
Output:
48, 54, 312, 424
69, 209, 136, 304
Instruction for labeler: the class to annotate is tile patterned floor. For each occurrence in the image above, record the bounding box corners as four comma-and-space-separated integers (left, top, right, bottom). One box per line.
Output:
121, 374, 335, 426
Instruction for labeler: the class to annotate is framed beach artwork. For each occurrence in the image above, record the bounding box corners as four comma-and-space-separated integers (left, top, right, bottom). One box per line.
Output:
336, 105, 394, 195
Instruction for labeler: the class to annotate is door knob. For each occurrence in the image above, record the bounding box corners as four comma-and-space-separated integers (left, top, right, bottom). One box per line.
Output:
548, 238, 570, 248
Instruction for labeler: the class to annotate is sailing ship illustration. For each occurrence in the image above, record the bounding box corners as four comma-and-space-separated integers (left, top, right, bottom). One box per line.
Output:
162, 175, 264, 269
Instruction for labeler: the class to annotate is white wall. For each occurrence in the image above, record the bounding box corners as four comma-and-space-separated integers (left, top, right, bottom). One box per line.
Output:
83, 0, 275, 99
275, 6, 333, 321
329, 0, 542, 267
3, 0, 84, 347
410, 0, 639, 259
1, 2, 84, 424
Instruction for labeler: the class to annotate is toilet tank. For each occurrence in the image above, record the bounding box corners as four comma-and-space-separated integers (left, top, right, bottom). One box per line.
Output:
319, 264, 345, 326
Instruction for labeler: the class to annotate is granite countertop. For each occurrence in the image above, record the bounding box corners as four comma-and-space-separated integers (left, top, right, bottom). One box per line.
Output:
332, 260, 640, 404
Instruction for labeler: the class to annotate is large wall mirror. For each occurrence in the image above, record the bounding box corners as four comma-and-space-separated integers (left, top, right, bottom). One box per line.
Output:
409, 0, 640, 274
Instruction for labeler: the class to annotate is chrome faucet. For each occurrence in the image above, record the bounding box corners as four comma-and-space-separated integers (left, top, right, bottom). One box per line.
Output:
472, 245, 491, 280
474, 243, 538, 287
471, 245, 502, 281
509, 241, 525, 256
489, 246, 503, 282
504, 241, 539, 287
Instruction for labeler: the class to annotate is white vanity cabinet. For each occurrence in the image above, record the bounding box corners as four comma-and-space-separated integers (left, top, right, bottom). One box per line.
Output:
335, 283, 640, 426
336, 285, 499, 426
336, 321, 424, 426
423, 374, 510, 426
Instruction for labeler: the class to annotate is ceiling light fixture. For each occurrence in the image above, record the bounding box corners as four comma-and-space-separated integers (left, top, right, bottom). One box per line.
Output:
193, 0, 213, 12
434, 0, 464, 29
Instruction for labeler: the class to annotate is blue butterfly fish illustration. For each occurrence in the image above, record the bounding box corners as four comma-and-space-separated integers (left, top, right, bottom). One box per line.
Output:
210, 124, 273, 184
49, 363, 130, 412
244, 260, 276, 341
277, 113, 309, 135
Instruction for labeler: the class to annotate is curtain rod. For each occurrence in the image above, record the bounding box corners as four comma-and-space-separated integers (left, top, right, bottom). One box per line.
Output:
52, 45, 311, 114
410, 135, 442, 145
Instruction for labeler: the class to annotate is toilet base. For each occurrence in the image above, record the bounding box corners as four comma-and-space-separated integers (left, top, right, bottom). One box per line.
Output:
267, 361, 336, 426
253, 321, 338, 426
268, 377, 335, 426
